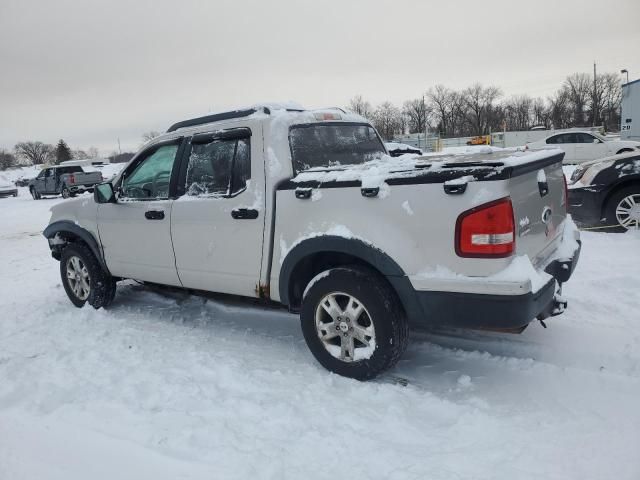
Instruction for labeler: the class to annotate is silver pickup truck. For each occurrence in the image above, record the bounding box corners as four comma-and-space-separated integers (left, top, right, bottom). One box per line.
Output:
29, 165, 103, 199
42, 106, 581, 379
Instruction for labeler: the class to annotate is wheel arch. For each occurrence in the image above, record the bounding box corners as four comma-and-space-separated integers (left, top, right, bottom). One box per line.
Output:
615, 148, 636, 155
43, 221, 109, 273
278, 236, 423, 321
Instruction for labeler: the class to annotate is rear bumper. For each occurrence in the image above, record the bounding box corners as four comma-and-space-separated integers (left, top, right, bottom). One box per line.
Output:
68, 185, 95, 194
0, 188, 18, 197
409, 239, 582, 331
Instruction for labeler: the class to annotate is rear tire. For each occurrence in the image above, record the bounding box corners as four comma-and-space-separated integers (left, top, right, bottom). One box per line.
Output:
61, 187, 71, 199
300, 266, 409, 380
604, 185, 640, 232
60, 243, 117, 309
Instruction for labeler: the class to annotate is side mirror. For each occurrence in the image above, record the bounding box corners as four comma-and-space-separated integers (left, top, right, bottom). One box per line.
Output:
94, 182, 116, 203
593, 138, 602, 144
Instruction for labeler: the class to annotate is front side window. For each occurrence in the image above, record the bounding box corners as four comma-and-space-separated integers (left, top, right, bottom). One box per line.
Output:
185, 137, 250, 197
289, 123, 385, 173
121, 144, 178, 199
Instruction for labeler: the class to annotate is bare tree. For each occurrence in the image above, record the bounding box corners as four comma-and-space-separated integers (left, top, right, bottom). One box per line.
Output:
0, 150, 17, 170
142, 131, 161, 143
503, 95, 534, 131
463, 84, 502, 136
14, 141, 54, 165
402, 97, 430, 134
346, 95, 373, 119
372, 102, 402, 140
599, 73, 622, 131
563, 73, 591, 126
427, 85, 453, 136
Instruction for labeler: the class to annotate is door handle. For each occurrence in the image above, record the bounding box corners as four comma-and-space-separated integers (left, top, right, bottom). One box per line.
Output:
295, 188, 312, 199
145, 210, 165, 220
231, 208, 259, 220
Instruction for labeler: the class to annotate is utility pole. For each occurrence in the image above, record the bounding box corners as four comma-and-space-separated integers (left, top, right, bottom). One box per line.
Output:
593, 62, 597, 127
117, 138, 121, 155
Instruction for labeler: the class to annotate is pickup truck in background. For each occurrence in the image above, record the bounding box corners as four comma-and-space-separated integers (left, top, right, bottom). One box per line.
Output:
29, 165, 103, 199
42, 105, 581, 379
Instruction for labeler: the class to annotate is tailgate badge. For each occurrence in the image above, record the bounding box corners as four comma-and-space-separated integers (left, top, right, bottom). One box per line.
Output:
542, 206, 553, 237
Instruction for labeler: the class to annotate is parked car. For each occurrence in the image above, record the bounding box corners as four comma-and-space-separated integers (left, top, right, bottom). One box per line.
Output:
0, 175, 18, 197
28, 165, 103, 199
14, 177, 32, 187
568, 151, 640, 231
384, 142, 423, 157
42, 106, 581, 379
526, 131, 640, 164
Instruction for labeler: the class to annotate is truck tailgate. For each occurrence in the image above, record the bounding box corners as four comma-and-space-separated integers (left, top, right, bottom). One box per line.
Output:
506, 152, 567, 268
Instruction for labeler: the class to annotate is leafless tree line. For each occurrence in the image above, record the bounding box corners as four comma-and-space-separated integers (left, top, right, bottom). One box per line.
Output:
348, 72, 623, 140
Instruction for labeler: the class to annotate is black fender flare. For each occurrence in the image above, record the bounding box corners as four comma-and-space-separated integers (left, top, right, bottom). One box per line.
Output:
43, 220, 109, 273
278, 235, 424, 322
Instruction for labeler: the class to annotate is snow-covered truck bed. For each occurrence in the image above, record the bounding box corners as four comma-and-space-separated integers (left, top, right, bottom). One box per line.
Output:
42, 105, 580, 379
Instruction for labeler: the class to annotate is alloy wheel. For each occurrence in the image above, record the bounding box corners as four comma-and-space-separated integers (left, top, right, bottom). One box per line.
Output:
615, 194, 640, 230
65, 256, 91, 300
314, 292, 376, 362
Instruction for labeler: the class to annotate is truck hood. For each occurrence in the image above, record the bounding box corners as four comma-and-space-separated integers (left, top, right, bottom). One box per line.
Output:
48, 195, 97, 226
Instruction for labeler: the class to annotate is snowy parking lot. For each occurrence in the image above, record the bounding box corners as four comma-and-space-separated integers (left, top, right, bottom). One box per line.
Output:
1, 189, 639, 480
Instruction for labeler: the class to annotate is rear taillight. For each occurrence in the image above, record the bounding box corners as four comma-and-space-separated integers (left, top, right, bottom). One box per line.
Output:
69, 174, 75, 184
455, 197, 515, 258
562, 174, 568, 212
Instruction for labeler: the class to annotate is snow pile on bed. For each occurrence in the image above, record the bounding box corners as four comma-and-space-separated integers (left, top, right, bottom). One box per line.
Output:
291, 148, 565, 189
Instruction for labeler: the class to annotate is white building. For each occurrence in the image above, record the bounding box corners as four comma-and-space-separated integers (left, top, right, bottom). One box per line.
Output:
621, 78, 639, 141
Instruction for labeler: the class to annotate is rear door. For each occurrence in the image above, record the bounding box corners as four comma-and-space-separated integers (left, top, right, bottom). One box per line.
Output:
33, 169, 47, 192
44, 168, 57, 193
171, 127, 266, 297
546, 133, 576, 163
97, 140, 184, 286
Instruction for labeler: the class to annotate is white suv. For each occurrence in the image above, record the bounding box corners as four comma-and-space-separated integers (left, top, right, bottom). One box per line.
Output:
526, 131, 640, 164
43, 105, 581, 379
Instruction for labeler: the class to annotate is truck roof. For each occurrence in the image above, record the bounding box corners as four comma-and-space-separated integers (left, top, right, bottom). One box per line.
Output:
162, 104, 368, 137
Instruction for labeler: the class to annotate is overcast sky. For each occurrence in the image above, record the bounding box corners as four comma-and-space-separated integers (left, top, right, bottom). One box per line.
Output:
1, 0, 639, 155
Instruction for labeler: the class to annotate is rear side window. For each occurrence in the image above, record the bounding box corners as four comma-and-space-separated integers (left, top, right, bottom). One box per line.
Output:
185, 137, 250, 197
289, 123, 385, 173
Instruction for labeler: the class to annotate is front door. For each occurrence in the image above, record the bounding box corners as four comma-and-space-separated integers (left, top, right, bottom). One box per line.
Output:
171, 128, 266, 297
575, 132, 608, 162
44, 169, 57, 193
97, 141, 183, 286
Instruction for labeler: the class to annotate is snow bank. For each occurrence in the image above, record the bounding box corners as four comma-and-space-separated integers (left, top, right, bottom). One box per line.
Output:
1, 195, 639, 480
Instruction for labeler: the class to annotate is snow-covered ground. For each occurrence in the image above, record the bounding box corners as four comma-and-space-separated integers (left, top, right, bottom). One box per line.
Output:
0, 190, 639, 480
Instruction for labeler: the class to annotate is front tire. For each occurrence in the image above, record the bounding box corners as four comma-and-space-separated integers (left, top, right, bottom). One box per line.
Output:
604, 186, 640, 232
30, 188, 40, 200
300, 266, 409, 380
60, 243, 117, 309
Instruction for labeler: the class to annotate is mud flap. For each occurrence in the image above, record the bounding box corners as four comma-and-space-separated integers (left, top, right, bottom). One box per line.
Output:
536, 284, 568, 326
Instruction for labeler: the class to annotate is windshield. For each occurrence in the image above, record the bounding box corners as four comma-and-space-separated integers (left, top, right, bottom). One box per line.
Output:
289, 123, 386, 173
593, 132, 607, 142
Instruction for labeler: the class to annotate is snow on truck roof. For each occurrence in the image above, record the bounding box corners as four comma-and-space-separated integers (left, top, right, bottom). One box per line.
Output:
165, 104, 368, 134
